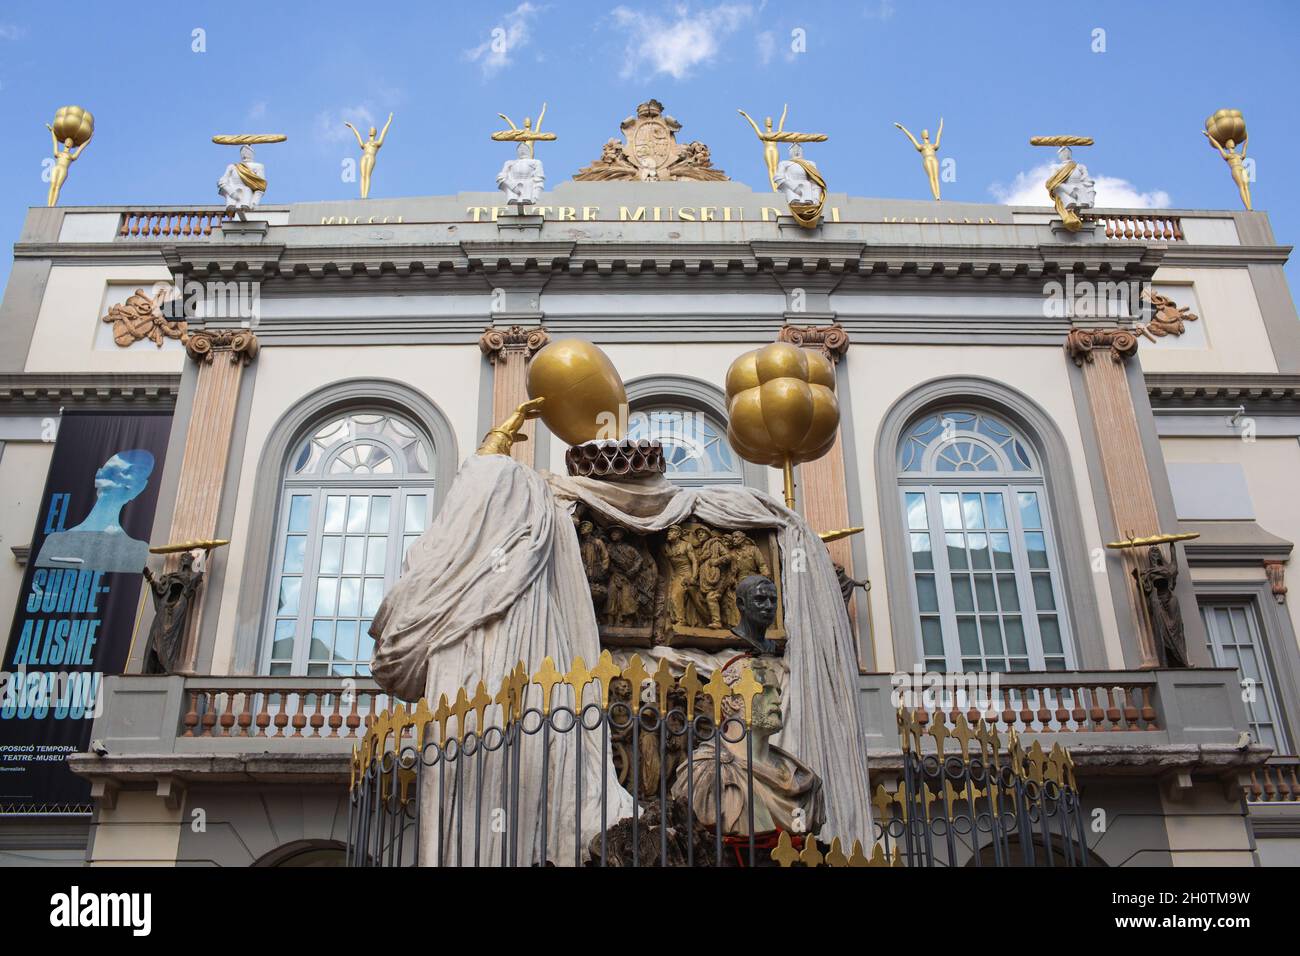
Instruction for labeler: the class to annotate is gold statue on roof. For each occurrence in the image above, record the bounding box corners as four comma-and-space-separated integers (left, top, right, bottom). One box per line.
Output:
491, 103, 556, 158
345, 113, 393, 199
894, 118, 943, 200
737, 105, 828, 192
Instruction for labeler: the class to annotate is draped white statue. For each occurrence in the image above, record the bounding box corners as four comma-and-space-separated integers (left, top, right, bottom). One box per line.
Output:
370, 451, 873, 865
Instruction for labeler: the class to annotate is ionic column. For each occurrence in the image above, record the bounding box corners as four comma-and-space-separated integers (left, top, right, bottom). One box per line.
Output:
169, 328, 259, 672
479, 325, 549, 466
778, 324, 867, 647
1065, 328, 1162, 667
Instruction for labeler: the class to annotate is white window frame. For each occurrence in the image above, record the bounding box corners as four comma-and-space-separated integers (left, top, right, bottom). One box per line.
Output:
260, 414, 435, 676
898, 414, 1075, 673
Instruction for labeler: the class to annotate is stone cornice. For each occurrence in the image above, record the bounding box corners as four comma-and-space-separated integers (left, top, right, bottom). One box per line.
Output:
1158, 244, 1292, 268
0, 372, 182, 413
1146, 372, 1300, 411
156, 239, 1165, 284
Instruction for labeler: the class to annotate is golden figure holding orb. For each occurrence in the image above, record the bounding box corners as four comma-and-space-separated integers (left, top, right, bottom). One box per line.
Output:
345, 113, 393, 199
737, 105, 828, 192
1203, 109, 1251, 210
491, 103, 557, 158
894, 118, 943, 200
46, 106, 94, 207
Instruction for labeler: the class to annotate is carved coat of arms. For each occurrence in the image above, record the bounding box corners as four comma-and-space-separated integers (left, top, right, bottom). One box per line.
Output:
574, 99, 728, 183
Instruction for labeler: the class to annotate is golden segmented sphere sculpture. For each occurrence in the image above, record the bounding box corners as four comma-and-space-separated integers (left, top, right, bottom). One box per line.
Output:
1205, 109, 1247, 147
51, 105, 94, 147
725, 341, 840, 474
526, 339, 628, 446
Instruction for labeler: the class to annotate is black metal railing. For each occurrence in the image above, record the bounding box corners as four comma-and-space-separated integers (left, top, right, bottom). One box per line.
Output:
345, 654, 1089, 867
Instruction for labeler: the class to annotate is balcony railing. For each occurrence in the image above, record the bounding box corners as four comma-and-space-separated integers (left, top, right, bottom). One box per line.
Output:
181, 678, 394, 741
117, 209, 231, 239
1246, 757, 1300, 803
1082, 212, 1184, 241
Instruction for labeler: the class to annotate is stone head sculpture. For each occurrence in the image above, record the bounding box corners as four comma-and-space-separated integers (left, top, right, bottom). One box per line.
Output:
721, 656, 783, 735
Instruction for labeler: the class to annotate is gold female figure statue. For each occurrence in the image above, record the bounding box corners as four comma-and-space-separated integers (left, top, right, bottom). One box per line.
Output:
737, 105, 829, 192
491, 103, 556, 158
345, 113, 393, 200
894, 118, 943, 200
46, 125, 89, 207
1203, 130, 1251, 211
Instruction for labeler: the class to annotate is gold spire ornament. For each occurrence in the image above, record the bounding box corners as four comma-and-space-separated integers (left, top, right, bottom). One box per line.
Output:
725, 342, 840, 510
1203, 109, 1251, 210
491, 103, 557, 158
894, 118, 943, 200
737, 105, 828, 192
346, 113, 392, 199
46, 106, 94, 206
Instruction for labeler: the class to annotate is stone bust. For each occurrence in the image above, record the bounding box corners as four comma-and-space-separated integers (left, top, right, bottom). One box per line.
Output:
732, 574, 779, 655
670, 656, 826, 837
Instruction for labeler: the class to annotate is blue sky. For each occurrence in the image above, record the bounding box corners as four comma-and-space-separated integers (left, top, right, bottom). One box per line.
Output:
1, 0, 1298, 290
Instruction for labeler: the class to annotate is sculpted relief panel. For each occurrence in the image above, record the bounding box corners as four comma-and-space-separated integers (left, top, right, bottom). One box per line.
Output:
573, 507, 786, 652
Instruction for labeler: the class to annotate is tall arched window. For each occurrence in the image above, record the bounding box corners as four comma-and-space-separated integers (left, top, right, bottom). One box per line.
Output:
626, 406, 743, 487
262, 411, 435, 676
898, 409, 1073, 673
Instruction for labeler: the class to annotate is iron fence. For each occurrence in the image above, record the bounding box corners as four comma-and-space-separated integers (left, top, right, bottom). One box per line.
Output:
345, 653, 1089, 867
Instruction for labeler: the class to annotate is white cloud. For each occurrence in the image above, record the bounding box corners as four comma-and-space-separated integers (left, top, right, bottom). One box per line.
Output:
610, 4, 753, 80
0, 24, 24, 40
315, 104, 376, 144
756, 29, 775, 65
989, 162, 1172, 209
464, 3, 542, 77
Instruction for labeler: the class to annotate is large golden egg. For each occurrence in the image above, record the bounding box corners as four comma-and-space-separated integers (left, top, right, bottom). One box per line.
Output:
526, 339, 627, 445
52, 105, 94, 147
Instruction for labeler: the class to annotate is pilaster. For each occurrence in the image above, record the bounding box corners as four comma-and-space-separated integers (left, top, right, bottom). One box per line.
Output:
168, 328, 259, 672
479, 325, 550, 466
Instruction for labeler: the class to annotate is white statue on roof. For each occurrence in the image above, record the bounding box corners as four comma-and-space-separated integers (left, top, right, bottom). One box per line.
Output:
496, 142, 545, 206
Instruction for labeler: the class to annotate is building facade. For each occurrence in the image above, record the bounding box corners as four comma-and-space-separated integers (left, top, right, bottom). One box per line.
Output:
1, 167, 1298, 865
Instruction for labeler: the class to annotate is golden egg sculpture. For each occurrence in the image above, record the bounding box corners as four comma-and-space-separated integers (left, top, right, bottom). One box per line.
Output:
51, 105, 94, 147
725, 342, 840, 508
526, 339, 628, 445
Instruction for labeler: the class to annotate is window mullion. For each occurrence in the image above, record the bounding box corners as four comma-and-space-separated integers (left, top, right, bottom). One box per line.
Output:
925, 490, 962, 672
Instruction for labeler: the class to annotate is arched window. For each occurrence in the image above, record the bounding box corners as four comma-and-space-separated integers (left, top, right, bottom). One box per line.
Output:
262, 411, 435, 676
898, 410, 1073, 673
626, 406, 743, 486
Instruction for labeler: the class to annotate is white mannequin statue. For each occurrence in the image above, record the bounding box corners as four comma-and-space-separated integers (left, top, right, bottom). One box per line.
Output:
217, 144, 267, 219
1052, 145, 1096, 213
496, 142, 545, 206
773, 143, 823, 206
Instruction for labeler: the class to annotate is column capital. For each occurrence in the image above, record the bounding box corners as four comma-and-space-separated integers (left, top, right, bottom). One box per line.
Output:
1064, 327, 1139, 367
183, 328, 260, 365
777, 323, 850, 363
479, 324, 549, 364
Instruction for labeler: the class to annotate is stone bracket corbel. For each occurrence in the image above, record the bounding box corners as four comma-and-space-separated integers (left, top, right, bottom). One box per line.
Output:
1264, 559, 1288, 604
155, 775, 187, 811
89, 777, 119, 811
1161, 769, 1196, 802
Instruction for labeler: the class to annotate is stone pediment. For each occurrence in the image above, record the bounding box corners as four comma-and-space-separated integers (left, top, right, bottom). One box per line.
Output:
574, 99, 728, 183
